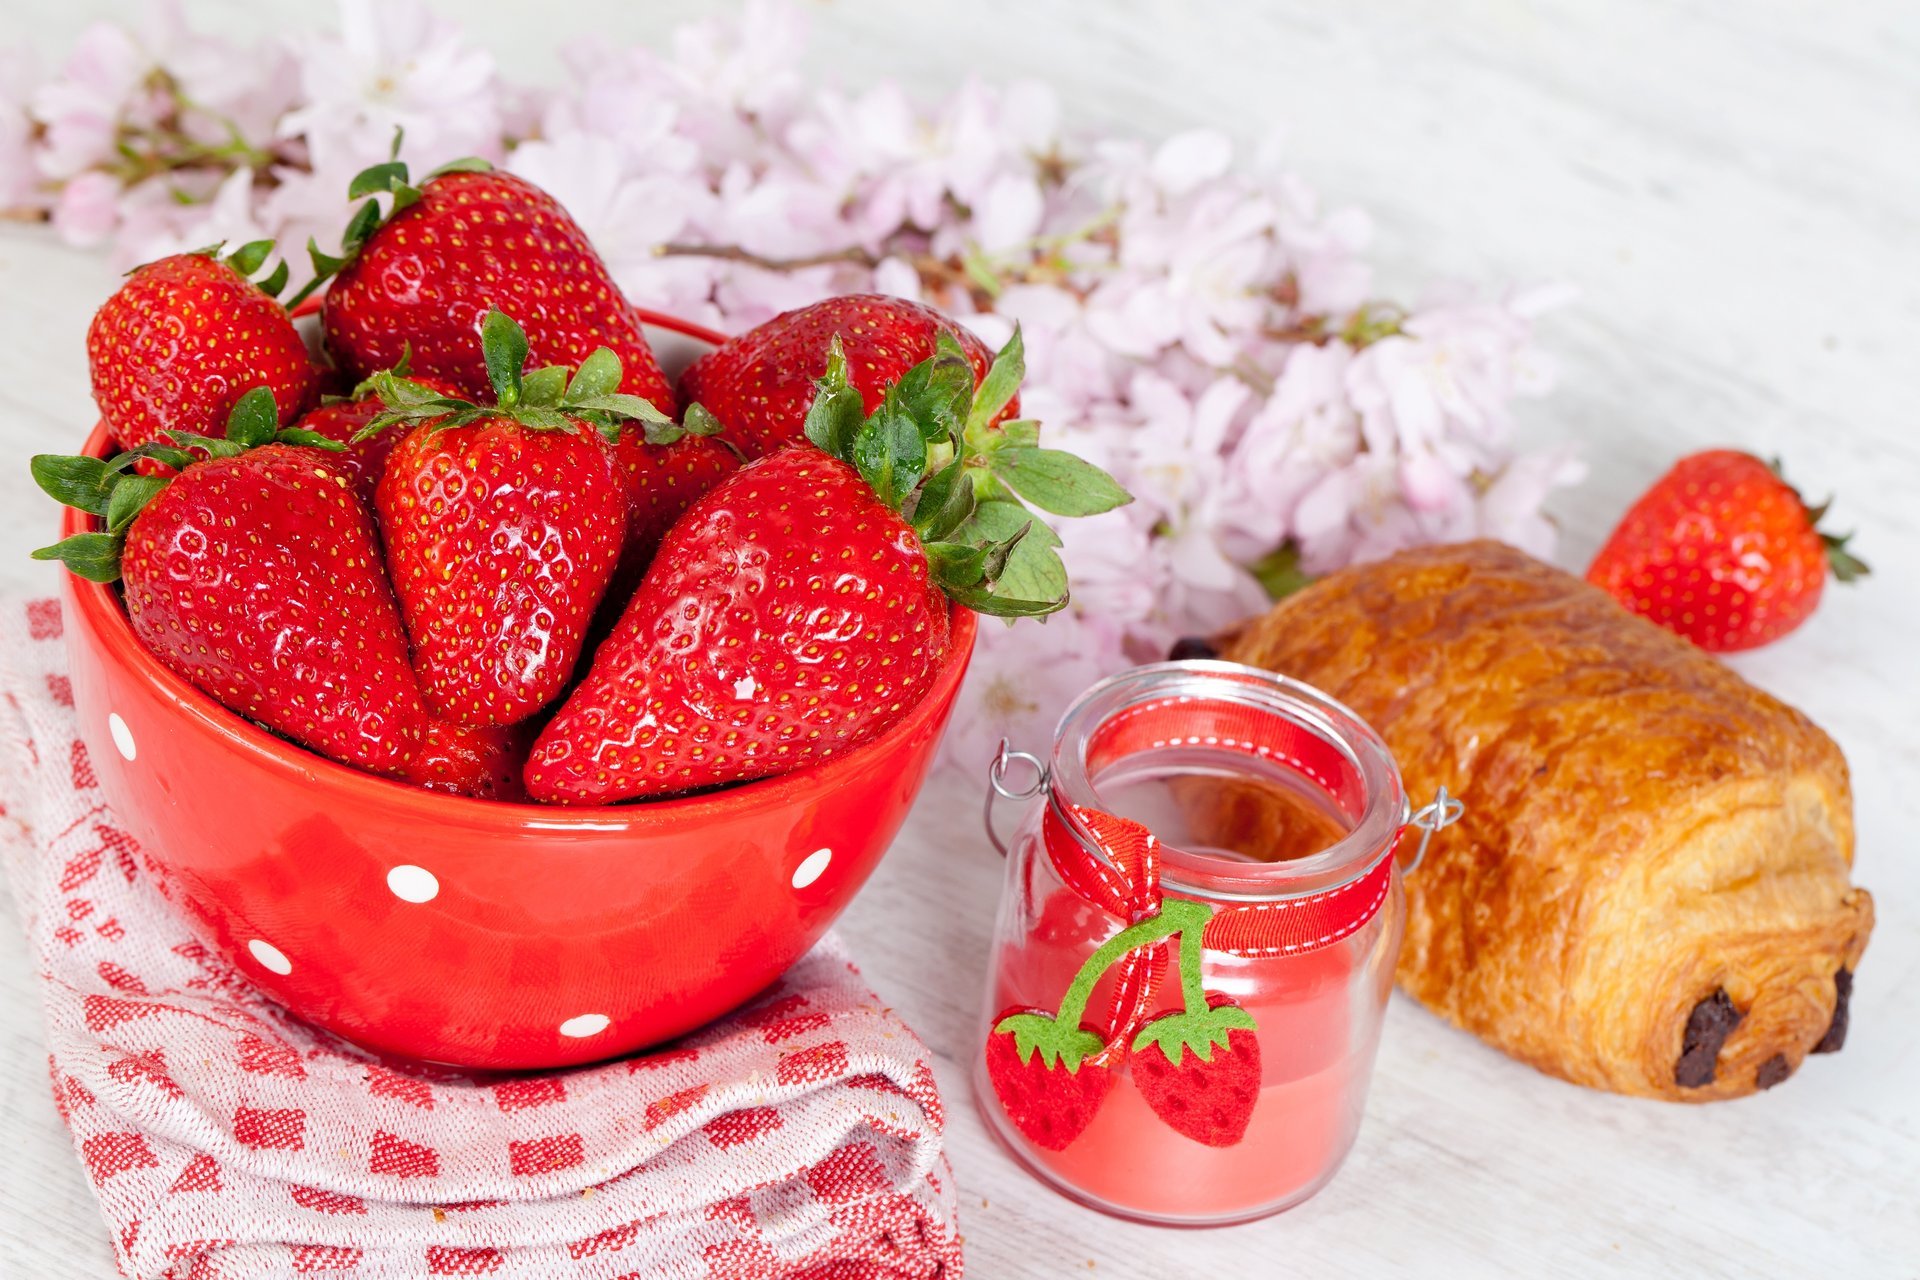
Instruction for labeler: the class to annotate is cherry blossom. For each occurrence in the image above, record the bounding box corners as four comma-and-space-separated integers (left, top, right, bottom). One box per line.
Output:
2, 0, 1581, 774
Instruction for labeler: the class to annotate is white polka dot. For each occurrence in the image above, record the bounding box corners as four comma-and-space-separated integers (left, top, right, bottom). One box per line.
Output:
108, 712, 135, 762
247, 939, 291, 975
386, 865, 439, 903
792, 847, 833, 889
559, 1013, 609, 1038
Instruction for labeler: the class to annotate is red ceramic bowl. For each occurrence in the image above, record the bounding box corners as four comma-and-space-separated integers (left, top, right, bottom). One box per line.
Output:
58, 310, 976, 1069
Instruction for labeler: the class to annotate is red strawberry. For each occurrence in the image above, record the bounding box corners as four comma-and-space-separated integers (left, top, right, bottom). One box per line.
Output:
363, 310, 663, 727
88, 244, 319, 458
1129, 993, 1261, 1148
984, 1006, 1115, 1152
401, 720, 530, 800
313, 157, 674, 415
284, 374, 463, 507
526, 332, 1125, 804
32, 388, 424, 774
1587, 450, 1868, 652
609, 407, 741, 598
678, 294, 1016, 459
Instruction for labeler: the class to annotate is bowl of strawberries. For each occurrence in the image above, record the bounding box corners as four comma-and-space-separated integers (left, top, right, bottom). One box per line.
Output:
34, 155, 1125, 1068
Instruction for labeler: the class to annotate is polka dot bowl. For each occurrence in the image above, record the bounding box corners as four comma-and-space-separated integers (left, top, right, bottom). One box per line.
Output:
56, 309, 979, 1069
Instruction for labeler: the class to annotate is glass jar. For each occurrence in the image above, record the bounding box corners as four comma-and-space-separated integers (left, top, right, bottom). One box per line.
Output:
974, 660, 1454, 1226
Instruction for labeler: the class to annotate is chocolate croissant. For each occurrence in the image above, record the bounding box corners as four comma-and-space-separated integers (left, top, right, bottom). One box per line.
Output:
1216, 541, 1871, 1101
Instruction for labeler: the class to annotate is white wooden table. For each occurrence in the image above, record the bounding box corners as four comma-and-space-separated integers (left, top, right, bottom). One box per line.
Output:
3, 1, 1916, 1274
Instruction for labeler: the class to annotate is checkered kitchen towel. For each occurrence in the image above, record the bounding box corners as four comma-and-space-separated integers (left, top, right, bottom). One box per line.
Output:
0, 596, 963, 1280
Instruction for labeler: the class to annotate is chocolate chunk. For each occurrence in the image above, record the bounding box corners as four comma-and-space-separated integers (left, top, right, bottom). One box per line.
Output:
1811, 968, 1852, 1054
1168, 635, 1221, 662
1674, 988, 1744, 1088
1755, 1054, 1793, 1090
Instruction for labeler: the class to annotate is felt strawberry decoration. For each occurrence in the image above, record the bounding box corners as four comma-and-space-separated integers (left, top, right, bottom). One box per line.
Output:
525, 328, 1130, 804
87, 243, 320, 463
1587, 449, 1869, 652
678, 293, 1017, 459
30, 388, 426, 775
1129, 950, 1261, 1148
358, 309, 668, 727
986, 898, 1227, 1151
306, 148, 675, 415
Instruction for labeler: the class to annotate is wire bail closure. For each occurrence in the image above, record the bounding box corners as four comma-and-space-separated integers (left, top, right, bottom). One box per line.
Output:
1401, 785, 1464, 875
985, 738, 1050, 857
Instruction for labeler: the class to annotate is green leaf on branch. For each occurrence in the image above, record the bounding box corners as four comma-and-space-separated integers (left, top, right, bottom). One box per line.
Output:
989, 446, 1131, 517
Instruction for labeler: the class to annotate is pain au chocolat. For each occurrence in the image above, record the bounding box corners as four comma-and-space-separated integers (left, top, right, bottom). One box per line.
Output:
1214, 540, 1870, 1101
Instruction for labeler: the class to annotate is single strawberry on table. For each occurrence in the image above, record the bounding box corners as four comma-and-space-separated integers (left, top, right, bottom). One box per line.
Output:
88, 241, 319, 461
359, 308, 670, 727
30, 387, 426, 775
1587, 449, 1869, 652
526, 327, 1131, 804
678, 293, 1018, 459
308, 151, 675, 415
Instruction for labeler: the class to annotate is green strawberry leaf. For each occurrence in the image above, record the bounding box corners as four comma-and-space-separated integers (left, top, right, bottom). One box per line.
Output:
565, 348, 623, 403
947, 583, 1066, 618
682, 402, 726, 438
801, 338, 865, 457
347, 160, 409, 201
993, 417, 1041, 449
31, 532, 124, 583
892, 332, 974, 444
225, 238, 274, 276
104, 475, 168, 534
989, 446, 1131, 517
925, 540, 990, 588
425, 156, 493, 179
225, 386, 281, 448
1825, 532, 1870, 582
966, 324, 1024, 436
567, 393, 673, 424
164, 430, 247, 460
954, 499, 1067, 605
852, 402, 927, 510
341, 198, 382, 253
256, 258, 290, 300
481, 308, 529, 408
514, 405, 573, 432
520, 364, 568, 409
30, 454, 116, 516
907, 454, 974, 543
272, 428, 348, 451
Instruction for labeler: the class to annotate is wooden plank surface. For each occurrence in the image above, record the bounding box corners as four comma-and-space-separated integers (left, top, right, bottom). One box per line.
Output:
1, 1, 1915, 1274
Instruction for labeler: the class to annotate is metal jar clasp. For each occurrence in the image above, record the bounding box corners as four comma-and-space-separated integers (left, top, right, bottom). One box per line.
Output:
1401, 786, 1465, 875
984, 738, 1050, 857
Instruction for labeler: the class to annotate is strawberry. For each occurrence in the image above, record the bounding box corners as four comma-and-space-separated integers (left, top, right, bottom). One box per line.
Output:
87, 243, 319, 459
678, 294, 1016, 459
525, 329, 1127, 804
985, 1006, 1116, 1152
361, 309, 668, 727
608, 404, 741, 598
1129, 993, 1262, 1148
1587, 449, 1869, 652
31, 388, 425, 775
284, 372, 464, 507
401, 720, 530, 800
308, 152, 674, 415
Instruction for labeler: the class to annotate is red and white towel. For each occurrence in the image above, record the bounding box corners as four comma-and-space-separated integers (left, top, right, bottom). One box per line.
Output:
0, 596, 963, 1280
